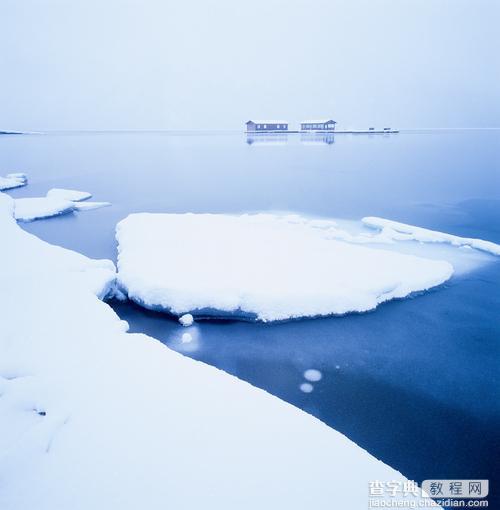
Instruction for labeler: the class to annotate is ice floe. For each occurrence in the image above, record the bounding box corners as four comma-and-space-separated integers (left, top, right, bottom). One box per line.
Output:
0, 173, 28, 191
73, 200, 111, 211
14, 197, 77, 221
116, 213, 454, 322
179, 313, 194, 326
0, 191, 440, 508
12, 185, 110, 221
46, 188, 92, 202
362, 216, 500, 256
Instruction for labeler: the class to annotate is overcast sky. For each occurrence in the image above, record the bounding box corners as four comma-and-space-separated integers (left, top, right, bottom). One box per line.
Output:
1, 0, 499, 131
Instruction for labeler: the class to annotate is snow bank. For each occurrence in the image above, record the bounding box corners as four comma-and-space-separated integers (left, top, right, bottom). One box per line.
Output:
363, 217, 500, 256
116, 213, 453, 321
0, 173, 27, 191
0, 192, 439, 509
0, 194, 115, 298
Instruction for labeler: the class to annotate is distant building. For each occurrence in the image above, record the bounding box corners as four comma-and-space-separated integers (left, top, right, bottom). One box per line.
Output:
300, 120, 337, 132
246, 120, 289, 132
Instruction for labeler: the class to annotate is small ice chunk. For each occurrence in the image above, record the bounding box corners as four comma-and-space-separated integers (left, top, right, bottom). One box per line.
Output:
0, 173, 28, 191
303, 369, 322, 382
6, 172, 27, 178
179, 314, 194, 327
12, 189, 110, 222
73, 201, 111, 211
181, 333, 192, 343
300, 383, 314, 393
363, 216, 500, 256
46, 188, 92, 202
14, 197, 76, 222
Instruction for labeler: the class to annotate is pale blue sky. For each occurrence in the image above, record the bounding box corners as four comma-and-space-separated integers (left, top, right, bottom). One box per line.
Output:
1, 0, 499, 131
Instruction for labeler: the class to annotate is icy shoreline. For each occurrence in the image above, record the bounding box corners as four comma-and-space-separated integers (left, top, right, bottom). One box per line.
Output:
0, 191, 440, 508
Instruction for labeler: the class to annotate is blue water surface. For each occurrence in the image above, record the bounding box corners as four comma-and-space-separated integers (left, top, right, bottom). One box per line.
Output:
1, 130, 499, 504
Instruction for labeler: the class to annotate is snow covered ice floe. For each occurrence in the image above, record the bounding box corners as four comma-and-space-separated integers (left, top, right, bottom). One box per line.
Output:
46, 188, 92, 202
116, 213, 455, 322
0, 192, 441, 509
363, 216, 500, 256
14, 197, 78, 221
13, 187, 110, 221
0, 173, 28, 191
72, 200, 111, 211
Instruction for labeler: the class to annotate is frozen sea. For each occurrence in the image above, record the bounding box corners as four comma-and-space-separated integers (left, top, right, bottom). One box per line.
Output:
1, 130, 499, 501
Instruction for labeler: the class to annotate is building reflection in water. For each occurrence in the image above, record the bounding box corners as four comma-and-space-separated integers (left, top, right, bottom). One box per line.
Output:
246, 133, 335, 145
300, 133, 335, 145
246, 134, 289, 146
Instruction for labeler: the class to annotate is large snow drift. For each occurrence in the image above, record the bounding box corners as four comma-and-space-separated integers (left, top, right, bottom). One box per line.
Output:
116, 213, 453, 321
0, 193, 439, 509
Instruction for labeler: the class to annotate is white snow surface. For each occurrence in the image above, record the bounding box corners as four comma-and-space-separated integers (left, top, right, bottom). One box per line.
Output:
363, 216, 500, 256
248, 120, 288, 125
116, 213, 454, 321
0, 192, 440, 509
0, 173, 27, 191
